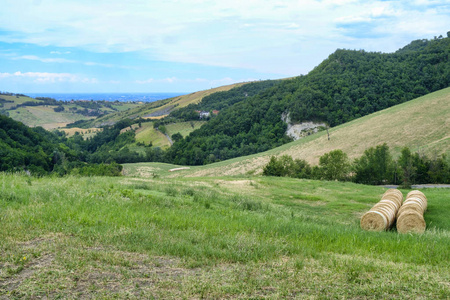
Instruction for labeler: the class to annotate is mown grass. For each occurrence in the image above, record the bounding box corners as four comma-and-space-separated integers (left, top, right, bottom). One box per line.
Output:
134, 122, 171, 148
165, 121, 206, 138
0, 173, 448, 298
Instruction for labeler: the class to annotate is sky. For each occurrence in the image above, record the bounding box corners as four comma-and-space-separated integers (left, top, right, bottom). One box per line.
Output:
0, 0, 449, 94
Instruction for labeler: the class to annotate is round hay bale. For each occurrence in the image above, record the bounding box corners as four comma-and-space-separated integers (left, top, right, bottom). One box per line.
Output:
397, 211, 426, 234
406, 190, 426, 200
361, 211, 388, 231
361, 189, 404, 231
403, 197, 427, 212
397, 203, 423, 217
379, 199, 400, 210
382, 190, 403, 207
373, 206, 394, 225
384, 189, 403, 199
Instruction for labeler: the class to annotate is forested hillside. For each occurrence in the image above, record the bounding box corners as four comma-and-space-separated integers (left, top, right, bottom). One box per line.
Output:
165, 36, 450, 165
169, 80, 280, 120
0, 115, 122, 175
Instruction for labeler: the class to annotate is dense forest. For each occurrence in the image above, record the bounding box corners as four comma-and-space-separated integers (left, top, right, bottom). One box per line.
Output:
165, 36, 450, 165
169, 80, 280, 121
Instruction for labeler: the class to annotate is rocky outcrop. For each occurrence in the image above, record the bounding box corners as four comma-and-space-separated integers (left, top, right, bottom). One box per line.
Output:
282, 112, 326, 140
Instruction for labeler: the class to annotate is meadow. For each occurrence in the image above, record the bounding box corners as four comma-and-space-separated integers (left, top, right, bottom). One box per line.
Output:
0, 173, 448, 298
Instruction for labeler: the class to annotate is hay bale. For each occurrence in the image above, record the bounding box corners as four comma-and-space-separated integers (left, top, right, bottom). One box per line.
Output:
382, 189, 403, 207
397, 203, 423, 217
361, 211, 388, 231
397, 211, 426, 234
361, 189, 403, 231
396, 190, 427, 234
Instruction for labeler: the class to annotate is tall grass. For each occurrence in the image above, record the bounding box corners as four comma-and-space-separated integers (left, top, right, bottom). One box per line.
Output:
1, 173, 449, 298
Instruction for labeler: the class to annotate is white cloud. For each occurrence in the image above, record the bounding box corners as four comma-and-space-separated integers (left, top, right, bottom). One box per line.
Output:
16, 55, 74, 63
10, 54, 133, 69
135, 76, 257, 88
50, 51, 71, 55
0, 71, 97, 83
0, 0, 448, 75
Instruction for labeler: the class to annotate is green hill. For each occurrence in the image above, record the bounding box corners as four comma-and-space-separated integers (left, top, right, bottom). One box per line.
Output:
0, 93, 142, 129
76, 82, 252, 128
123, 87, 450, 178
165, 36, 450, 165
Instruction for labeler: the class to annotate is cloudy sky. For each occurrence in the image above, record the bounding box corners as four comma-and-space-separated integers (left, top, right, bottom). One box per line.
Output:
0, 0, 449, 93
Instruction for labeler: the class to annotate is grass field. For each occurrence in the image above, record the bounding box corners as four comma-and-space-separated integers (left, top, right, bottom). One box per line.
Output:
135, 123, 171, 148
0, 173, 448, 298
59, 127, 103, 138
1, 94, 143, 129
165, 121, 206, 138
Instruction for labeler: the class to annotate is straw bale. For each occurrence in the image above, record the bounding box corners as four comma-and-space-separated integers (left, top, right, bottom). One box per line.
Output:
396, 211, 426, 234
397, 203, 423, 217
403, 197, 427, 212
361, 189, 403, 231
361, 211, 388, 231
406, 190, 426, 200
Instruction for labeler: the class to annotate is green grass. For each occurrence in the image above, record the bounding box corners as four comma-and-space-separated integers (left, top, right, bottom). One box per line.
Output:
165, 121, 206, 137
0, 173, 448, 298
134, 122, 171, 148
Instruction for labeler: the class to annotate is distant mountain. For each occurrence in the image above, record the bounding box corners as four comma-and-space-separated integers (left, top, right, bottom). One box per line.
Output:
165, 36, 450, 165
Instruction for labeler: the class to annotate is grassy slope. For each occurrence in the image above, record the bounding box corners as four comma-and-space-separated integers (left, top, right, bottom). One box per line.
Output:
8, 106, 91, 130
165, 121, 206, 138
1, 95, 142, 129
0, 173, 448, 298
134, 122, 171, 148
133, 87, 449, 178
85, 82, 249, 127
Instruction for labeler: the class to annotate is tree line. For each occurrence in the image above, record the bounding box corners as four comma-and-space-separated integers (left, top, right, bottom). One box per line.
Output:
263, 144, 450, 186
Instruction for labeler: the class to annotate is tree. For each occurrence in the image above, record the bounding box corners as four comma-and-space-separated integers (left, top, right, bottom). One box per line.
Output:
353, 143, 393, 184
171, 132, 183, 142
318, 149, 350, 181
398, 147, 416, 187
158, 125, 167, 135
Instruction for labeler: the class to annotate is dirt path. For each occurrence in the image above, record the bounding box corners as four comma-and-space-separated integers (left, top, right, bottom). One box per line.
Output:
382, 184, 450, 189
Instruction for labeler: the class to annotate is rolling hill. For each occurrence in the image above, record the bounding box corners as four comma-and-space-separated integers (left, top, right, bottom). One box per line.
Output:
164, 36, 450, 165
123, 86, 450, 178
0, 93, 142, 129
77, 82, 251, 128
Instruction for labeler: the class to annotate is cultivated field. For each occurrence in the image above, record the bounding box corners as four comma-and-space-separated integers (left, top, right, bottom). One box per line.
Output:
135, 123, 171, 148
1, 94, 143, 129
0, 173, 448, 298
165, 121, 206, 138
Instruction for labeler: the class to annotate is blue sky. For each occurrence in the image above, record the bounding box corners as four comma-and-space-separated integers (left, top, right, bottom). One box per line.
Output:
0, 0, 449, 93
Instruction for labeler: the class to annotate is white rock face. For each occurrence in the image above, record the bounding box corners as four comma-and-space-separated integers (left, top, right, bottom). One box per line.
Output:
282, 112, 326, 140
286, 122, 326, 140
